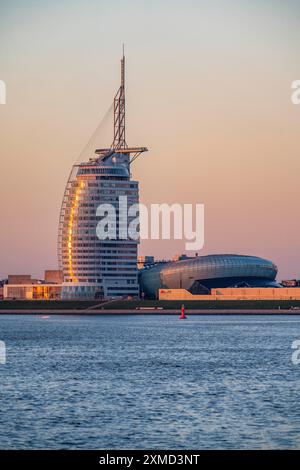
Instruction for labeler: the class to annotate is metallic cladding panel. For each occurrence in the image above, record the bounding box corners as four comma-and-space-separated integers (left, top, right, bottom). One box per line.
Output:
139, 254, 278, 299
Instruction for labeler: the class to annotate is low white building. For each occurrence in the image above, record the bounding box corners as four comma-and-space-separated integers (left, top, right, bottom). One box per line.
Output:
4, 284, 62, 300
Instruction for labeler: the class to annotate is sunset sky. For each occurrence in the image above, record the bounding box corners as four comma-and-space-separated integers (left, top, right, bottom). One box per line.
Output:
0, 0, 300, 280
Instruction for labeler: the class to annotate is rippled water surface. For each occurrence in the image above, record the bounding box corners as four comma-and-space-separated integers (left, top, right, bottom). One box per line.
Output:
0, 314, 300, 449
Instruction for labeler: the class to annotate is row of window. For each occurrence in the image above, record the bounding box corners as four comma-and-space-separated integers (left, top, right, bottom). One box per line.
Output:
64, 273, 137, 278
63, 278, 138, 284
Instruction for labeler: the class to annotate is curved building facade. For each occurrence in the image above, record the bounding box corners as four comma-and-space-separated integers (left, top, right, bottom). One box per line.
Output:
139, 254, 278, 299
58, 155, 140, 299
58, 52, 147, 299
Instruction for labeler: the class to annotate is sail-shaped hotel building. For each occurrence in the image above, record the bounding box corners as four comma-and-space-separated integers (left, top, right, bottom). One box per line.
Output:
58, 53, 147, 299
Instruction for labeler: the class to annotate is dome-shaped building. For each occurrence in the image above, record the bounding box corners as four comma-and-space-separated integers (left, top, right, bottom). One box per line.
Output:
58, 153, 141, 299
139, 254, 278, 299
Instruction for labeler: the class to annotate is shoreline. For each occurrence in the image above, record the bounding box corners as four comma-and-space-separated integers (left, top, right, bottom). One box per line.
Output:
0, 309, 300, 315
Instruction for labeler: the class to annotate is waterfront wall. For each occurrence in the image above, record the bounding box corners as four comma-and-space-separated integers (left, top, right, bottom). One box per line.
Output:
159, 288, 300, 301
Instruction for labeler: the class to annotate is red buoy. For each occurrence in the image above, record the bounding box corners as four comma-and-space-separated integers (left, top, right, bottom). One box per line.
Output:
180, 304, 187, 319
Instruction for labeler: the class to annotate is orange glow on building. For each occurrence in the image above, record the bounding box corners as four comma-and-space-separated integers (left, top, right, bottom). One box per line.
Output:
67, 180, 85, 282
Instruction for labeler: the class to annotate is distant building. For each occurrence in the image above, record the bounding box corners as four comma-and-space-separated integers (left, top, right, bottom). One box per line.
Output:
159, 287, 300, 301
172, 254, 190, 262
8, 275, 37, 285
138, 256, 155, 270
4, 271, 63, 300
44, 270, 63, 284
281, 279, 300, 287
4, 284, 62, 301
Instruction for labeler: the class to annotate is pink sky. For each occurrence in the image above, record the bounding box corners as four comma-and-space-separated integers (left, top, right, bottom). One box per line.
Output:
0, 0, 300, 280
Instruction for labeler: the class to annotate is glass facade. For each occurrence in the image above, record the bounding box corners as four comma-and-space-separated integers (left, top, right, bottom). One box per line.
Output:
139, 254, 278, 299
58, 153, 139, 299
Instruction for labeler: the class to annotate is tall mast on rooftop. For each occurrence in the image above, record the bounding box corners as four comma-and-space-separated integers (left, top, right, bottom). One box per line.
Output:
59, 49, 148, 300
96, 49, 147, 163
112, 45, 127, 149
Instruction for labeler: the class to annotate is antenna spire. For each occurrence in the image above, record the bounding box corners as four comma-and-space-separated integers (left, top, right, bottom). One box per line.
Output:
112, 47, 126, 149
96, 50, 147, 163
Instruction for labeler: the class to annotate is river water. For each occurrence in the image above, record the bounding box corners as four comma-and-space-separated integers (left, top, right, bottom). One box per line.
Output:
0, 314, 300, 449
